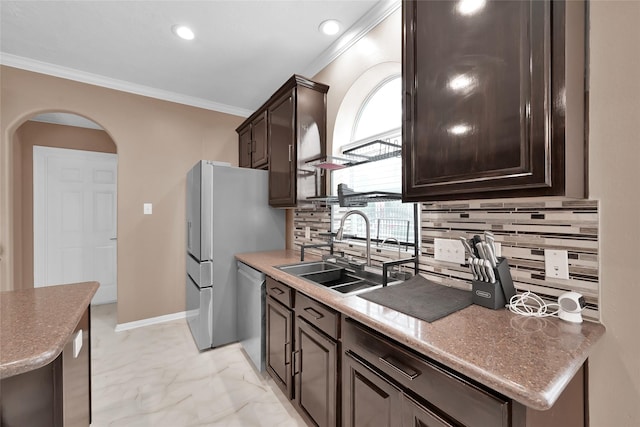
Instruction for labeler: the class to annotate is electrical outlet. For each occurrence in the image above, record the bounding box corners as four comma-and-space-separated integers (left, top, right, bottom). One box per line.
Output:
305, 226, 311, 239
143, 203, 152, 215
544, 249, 569, 280
434, 238, 466, 264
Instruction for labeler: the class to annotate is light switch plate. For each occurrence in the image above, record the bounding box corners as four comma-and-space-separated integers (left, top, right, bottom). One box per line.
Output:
544, 249, 570, 280
143, 203, 152, 215
434, 238, 466, 264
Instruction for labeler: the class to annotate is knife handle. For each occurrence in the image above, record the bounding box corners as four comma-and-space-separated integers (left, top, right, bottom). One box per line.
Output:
460, 237, 475, 258
476, 258, 488, 282
468, 257, 477, 280
485, 233, 498, 259
472, 235, 483, 257
485, 260, 496, 283
483, 242, 497, 267
476, 242, 487, 260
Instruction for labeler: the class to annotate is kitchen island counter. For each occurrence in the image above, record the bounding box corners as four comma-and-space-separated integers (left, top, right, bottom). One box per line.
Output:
0, 281, 98, 379
236, 250, 605, 412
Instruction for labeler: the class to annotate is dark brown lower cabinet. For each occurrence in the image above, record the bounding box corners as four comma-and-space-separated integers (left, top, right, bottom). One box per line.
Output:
294, 318, 338, 427
343, 350, 456, 427
266, 295, 294, 399
402, 395, 456, 427
343, 318, 588, 427
1, 306, 91, 427
265, 277, 340, 427
342, 350, 403, 427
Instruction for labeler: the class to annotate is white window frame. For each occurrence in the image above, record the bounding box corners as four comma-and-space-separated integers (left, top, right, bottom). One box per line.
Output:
331, 75, 415, 248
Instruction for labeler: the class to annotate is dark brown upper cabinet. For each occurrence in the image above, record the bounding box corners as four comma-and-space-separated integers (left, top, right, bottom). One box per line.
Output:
237, 111, 268, 169
236, 75, 328, 207
268, 76, 329, 208
237, 124, 252, 168
402, 0, 586, 201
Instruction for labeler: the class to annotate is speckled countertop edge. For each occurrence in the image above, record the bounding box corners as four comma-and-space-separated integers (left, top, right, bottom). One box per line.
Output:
236, 250, 606, 411
1, 281, 99, 379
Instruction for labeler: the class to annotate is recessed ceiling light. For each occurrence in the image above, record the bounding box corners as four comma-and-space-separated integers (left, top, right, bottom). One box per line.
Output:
319, 19, 340, 36
172, 25, 195, 41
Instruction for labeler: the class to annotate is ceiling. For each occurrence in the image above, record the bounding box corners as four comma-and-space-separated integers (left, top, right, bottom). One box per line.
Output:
0, 0, 398, 118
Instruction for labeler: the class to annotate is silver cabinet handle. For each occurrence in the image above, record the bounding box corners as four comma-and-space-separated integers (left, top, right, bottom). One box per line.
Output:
288, 144, 293, 162
285, 342, 291, 365
378, 355, 420, 380
293, 349, 302, 375
303, 307, 324, 320
110, 237, 117, 241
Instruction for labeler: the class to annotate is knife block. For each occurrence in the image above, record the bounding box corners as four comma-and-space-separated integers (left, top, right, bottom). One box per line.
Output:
472, 258, 517, 310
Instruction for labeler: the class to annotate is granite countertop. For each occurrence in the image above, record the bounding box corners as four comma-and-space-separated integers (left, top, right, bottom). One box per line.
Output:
236, 250, 606, 411
0, 281, 99, 379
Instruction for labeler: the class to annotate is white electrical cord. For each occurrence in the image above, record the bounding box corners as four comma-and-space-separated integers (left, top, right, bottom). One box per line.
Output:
507, 291, 560, 317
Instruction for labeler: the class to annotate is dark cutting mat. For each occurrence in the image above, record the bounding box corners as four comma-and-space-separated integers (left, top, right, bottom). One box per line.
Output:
359, 275, 472, 323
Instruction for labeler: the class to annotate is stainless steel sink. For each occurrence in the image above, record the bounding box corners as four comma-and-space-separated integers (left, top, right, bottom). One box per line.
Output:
277, 261, 402, 295
299, 269, 363, 287
278, 261, 340, 276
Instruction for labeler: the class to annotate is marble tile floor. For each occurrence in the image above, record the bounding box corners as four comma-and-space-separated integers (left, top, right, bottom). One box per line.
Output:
90, 304, 306, 427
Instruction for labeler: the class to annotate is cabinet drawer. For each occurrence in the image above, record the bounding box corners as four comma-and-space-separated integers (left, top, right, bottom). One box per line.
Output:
343, 319, 509, 427
266, 276, 293, 308
296, 292, 340, 340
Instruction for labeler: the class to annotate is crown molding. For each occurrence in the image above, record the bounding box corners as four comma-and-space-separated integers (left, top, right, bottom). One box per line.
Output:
0, 53, 253, 118
301, 0, 401, 78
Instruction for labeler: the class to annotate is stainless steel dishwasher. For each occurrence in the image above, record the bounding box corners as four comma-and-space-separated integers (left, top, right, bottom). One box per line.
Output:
236, 261, 266, 372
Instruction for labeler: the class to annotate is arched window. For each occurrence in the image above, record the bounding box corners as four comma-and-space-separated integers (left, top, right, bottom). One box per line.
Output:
352, 75, 402, 141
332, 75, 415, 246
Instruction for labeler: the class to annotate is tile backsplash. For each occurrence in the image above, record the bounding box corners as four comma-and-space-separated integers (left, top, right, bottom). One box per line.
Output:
420, 198, 599, 321
294, 197, 600, 321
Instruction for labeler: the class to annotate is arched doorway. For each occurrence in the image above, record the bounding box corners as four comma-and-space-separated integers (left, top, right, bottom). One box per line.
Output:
12, 112, 118, 304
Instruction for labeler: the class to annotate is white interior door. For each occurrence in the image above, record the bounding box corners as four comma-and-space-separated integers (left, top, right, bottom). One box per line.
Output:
34, 146, 118, 305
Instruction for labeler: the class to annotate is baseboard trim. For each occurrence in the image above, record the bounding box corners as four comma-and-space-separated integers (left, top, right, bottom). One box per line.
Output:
115, 311, 186, 332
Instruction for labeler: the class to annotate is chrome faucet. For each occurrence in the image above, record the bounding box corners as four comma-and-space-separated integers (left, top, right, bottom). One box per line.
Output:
336, 210, 371, 266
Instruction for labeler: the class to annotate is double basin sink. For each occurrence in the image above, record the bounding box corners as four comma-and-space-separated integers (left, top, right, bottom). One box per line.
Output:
278, 261, 406, 295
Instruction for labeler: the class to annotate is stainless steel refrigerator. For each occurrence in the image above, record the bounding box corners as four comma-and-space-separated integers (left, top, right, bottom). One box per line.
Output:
186, 161, 285, 351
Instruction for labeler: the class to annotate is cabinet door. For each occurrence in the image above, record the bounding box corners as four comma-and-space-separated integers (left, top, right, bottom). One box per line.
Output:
403, 0, 582, 201
402, 395, 456, 427
342, 351, 402, 427
295, 85, 327, 203
252, 111, 269, 169
266, 296, 293, 398
294, 318, 338, 427
238, 125, 252, 168
268, 89, 296, 207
